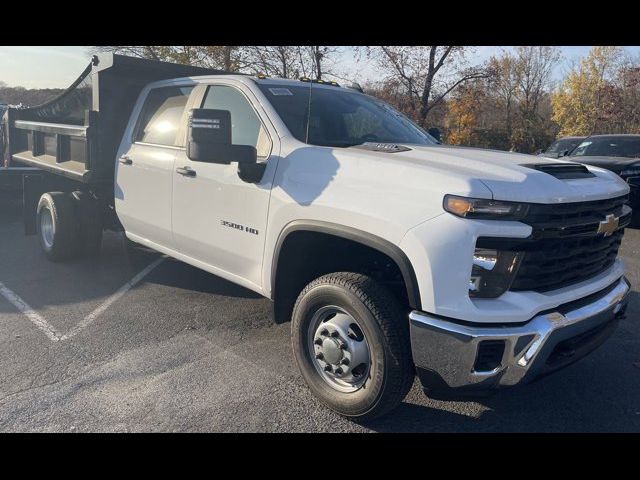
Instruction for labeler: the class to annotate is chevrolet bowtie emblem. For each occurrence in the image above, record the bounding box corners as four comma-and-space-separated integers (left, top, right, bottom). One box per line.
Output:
597, 214, 620, 237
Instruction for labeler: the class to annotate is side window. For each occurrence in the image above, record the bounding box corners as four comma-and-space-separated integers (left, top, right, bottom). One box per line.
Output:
202, 85, 271, 159
136, 86, 193, 146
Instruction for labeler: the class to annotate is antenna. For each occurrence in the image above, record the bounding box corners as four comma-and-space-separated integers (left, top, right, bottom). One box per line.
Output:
304, 48, 316, 144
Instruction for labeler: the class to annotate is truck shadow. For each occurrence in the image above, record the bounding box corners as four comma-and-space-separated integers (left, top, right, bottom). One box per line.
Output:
102, 234, 263, 300
274, 147, 340, 206
363, 292, 640, 432
144, 254, 263, 299
0, 198, 22, 223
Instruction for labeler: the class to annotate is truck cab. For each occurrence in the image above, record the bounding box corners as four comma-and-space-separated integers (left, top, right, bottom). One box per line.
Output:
2, 54, 633, 420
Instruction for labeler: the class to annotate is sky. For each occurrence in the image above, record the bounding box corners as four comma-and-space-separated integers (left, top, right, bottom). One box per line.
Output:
2, 46, 640, 89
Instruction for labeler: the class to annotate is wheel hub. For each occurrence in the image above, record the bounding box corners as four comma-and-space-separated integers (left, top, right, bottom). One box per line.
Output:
40, 208, 54, 249
309, 306, 371, 392
321, 338, 343, 364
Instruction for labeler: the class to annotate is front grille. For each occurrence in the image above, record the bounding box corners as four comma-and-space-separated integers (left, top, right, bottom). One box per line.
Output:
477, 195, 630, 293
525, 195, 631, 239
510, 230, 623, 291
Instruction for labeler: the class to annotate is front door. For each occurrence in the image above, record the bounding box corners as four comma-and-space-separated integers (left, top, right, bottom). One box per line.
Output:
171, 83, 277, 290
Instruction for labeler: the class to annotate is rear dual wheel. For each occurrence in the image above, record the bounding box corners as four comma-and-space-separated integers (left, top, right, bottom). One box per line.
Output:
36, 191, 103, 262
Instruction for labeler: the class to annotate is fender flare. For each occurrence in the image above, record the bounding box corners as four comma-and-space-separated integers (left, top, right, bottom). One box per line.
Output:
271, 220, 422, 310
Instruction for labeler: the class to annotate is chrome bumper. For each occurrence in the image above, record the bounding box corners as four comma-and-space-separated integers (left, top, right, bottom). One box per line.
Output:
409, 277, 630, 393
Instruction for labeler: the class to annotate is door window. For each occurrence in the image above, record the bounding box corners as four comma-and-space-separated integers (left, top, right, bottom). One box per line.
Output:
135, 86, 194, 146
202, 85, 271, 159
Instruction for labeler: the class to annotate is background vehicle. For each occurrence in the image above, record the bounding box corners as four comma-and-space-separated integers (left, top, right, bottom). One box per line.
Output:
539, 136, 586, 158
0, 54, 632, 419
1, 103, 39, 202
569, 134, 640, 225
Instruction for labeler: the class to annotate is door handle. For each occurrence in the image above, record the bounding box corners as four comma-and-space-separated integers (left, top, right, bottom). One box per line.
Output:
119, 155, 133, 165
176, 167, 196, 177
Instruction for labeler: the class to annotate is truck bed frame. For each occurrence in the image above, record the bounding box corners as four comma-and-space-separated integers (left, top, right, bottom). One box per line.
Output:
2, 53, 227, 186
1, 53, 231, 235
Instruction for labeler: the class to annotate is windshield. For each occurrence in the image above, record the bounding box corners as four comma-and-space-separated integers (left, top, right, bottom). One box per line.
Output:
570, 136, 640, 158
257, 83, 438, 148
545, 138, 583, 155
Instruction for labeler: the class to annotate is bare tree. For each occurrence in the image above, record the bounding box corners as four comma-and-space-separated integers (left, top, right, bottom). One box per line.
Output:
240, 46, 341, 80
487, 54, 519, 142
94, 45, 341, 80
306, 46, 339, 79
366, 46, 488, 125
244, 46, 303, 78
91, 46, 248, 71
514, 46, 560, 119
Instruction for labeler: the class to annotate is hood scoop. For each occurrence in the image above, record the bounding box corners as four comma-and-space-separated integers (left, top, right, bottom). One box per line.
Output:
523, 163, 595, 179
354, 143, 412, 153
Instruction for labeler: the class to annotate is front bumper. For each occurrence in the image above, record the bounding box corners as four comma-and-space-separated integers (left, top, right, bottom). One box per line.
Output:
409, 277, 630, 395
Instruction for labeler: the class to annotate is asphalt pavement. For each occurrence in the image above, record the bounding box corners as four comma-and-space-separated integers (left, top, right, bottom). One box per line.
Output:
0, 201, 639, 432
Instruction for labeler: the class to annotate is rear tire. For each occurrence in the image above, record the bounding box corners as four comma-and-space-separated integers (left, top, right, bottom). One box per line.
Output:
36, 192, 79, 262
291, 272, 415, 420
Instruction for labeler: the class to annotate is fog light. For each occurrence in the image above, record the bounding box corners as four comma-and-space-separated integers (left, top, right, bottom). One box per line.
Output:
469, 248, 523, 298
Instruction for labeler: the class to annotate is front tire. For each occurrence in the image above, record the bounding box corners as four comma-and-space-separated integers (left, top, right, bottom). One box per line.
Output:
291, 272, 414, 420
36, 192, 79, 262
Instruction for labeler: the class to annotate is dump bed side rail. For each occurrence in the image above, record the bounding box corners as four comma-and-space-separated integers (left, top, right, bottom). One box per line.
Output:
9, 112, 99, 182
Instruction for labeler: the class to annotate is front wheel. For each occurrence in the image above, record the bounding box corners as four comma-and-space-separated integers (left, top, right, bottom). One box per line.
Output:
291, 272, 415, 420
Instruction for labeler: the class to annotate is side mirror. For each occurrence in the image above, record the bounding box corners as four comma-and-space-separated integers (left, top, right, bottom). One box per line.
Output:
187, 108, 265, 183
427, 127, 442, 143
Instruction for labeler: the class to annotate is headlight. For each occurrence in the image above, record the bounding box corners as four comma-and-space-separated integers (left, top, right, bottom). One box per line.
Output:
469, 248, 523, 298
443, 195, 529, 220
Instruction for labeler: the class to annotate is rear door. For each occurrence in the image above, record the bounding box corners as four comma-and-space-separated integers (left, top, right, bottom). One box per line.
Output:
115, 85, 194, 249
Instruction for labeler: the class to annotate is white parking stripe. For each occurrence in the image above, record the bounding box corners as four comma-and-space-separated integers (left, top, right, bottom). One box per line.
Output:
0, 281, 61, 342
60, 257, 165, 341
0, 256, 165, 343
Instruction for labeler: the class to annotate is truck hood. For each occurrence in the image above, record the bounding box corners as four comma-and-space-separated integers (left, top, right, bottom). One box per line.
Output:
349, 144, 630, 203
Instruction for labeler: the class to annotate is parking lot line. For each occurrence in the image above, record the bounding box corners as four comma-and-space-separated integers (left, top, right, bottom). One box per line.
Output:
0, 256, 165, 343
60, 256, 165, 341
0, 281, 61, 342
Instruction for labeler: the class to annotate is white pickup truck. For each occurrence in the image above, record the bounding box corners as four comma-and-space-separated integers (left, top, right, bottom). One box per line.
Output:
1, 54, 633, 419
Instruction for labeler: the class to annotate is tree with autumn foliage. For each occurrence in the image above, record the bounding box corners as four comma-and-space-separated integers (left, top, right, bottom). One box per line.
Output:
551, 46, 623, 136
443, 47, 560, 152
445, 82, 486, 146
363, 46, 488, 127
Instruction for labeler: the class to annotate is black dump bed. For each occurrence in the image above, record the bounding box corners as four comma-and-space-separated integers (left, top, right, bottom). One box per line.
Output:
1, 53, 226, 183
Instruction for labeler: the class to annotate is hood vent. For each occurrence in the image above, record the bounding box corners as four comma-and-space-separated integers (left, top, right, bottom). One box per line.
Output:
523, 163, 595, 179
354, 143, 412, 153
